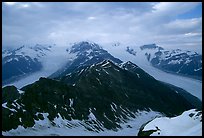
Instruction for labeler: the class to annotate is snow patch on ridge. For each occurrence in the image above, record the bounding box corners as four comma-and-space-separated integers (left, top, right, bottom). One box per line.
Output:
142, 109, 202, 136
2, 110, 162, 136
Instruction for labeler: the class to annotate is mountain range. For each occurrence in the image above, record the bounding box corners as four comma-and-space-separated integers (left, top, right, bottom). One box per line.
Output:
2, 44, 53, 85
3, 42, 202, 86
140, 44, 202, 80
2, 41, 202, 136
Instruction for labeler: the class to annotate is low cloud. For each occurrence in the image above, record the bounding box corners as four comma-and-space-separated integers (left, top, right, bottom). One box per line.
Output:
2, 2, 202, 52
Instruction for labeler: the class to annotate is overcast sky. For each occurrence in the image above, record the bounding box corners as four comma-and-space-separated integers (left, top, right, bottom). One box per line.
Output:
2, 2, 202, 51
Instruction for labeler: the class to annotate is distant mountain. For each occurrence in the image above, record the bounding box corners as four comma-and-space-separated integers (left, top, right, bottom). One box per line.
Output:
2, 60, 198, 133
50, 41, 122, 79
140, 44, 164, 51
126, 46, 136, 56
112, 42, 121, 47
2, 44, 52, 85
142, 45, 202, 80
2, 41, 202, 136
134, 44, 202, 80
138, 109, 202, 136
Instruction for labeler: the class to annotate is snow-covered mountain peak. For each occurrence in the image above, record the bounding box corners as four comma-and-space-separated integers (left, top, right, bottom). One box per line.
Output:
69, 41, 102, 54
125, 61, 137, 66
3, 44, 53, 59
120, 61, 139, 70
97, 59, 112, 66
140, 44, 164, 51
2, 44, 57, 85
29, 44, 52, 52
14, 45, 25, 51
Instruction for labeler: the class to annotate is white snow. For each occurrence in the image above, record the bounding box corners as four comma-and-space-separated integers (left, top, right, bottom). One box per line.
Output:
112, 102, 117, 109
34, 113, 52, 127
2, 50, 12, 58
2, 110, 162, 136
110, 104, 116, 112
88, 109, 97, 121
2, 102, 17, 112
90, 64, 95, 68
11, 45, 50, 61
102, 69, 109, 74
65, 73, 71, 76
78, 69, 84, 75
184, 58, 192, 64
14, 57, 19, 61
5, 58, 13, 63
103, 65, 112, 68
86, 49, 92, 55
143, 109, 202, 136
69, 99, 74, 107
11, 103, 16, 107
103, 44, 202, 100
53, 113, 67, 127
194, 67, 202, 72
3, 46, 76, 89
103, 113, 113, 123
96, 78, 102, 85
101, 61, 110, 67
88, 55, 93, 59
114, 68, 120, 72
2, 102, 7, 108
18, 89, 25, 94
168, 59, 183, 64
95, 69, 100, 72
3, 71, 53, 89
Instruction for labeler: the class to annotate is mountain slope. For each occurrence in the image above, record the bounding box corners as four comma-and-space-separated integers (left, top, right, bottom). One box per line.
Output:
2, 44, 52, 85
160, 82, 202, 110
50, 41, 122, 79
2, 41, 202, 136
140, 44, 202, 80
138, 109, 202, 136
2, 60, 197, 134
104, 43, 202, 100
106, 43, 202, 80
58, 60, 195, 116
